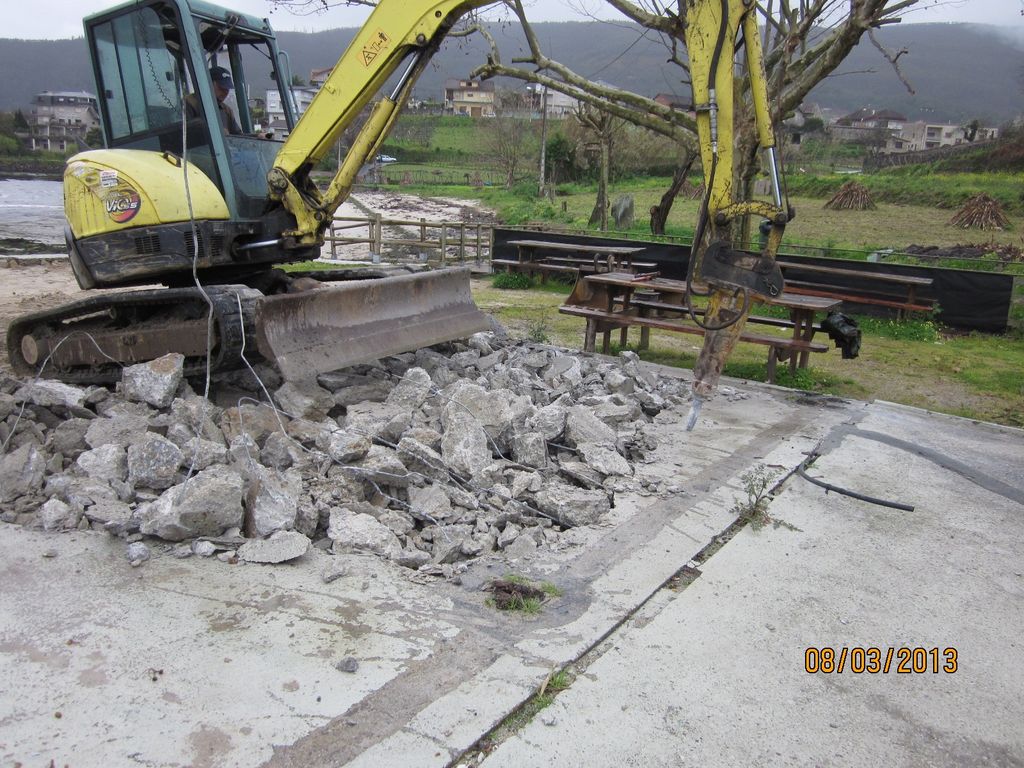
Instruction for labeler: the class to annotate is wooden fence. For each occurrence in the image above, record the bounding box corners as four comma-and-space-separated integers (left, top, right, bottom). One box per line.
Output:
324, 215, 492, 264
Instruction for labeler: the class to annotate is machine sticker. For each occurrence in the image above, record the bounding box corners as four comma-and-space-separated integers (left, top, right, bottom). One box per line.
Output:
100, 170, 119, 188
360, 29, 391, 67
105, 185, 142, 224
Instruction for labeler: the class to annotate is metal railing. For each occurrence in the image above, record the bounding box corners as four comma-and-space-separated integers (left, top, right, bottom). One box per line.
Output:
324, 214, 492, 264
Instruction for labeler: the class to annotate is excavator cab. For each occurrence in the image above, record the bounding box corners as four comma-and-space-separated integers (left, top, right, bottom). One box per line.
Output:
87, 0, 295, 215
65, 0, 310, 290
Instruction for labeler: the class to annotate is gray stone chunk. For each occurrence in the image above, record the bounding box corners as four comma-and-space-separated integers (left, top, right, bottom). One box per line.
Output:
378, 509, 415, 537
396, 437, 448, 482
316, 429, 371, 464
576, 442, 633, 477
564, 405, 617, 448
497, 522, 521, 549
385, 367, 433, 411
126, 542, 151, 564
127, 433, 183, 490
440, 410, 490, 478
274, 380, 334, 421
220, 403, 285, 447
348, 445, 412, 488
47, 418, 91, 459
467, 333, 494, 355
228, 434, 261, 468
327, 509, 401, 556
180, 437, 229, 472
0, 393, 15, 421
542, 355, 583, 387
591, 397, 642, 425
15, 380, 88, 410
193, 540, 217, 557
237, 530, 310, 563
260, 431, 296, 470
137, 468, 245, 541
0, 444, 46, 503
169, 397, 224, 445
527, 401, 569, 442
83, 498, 134, 528
85, 414, 150, 450
38, 498, 81, 531
344, 401, 410, 444
534, 483, 611, 527
76, 444, 127, 484
245, 467, 302, 537
122, 353, 184, 409
603, 369, 635, 395
511, 431, 548, 469
392, 547, 431, 570
408, 484, 453, 523
503, 534, 538, 559
431, 523, 474, 564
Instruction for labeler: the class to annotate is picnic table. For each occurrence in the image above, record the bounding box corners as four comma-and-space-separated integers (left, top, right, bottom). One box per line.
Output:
559, 272, 842, 382
775, 260, 934, 318
492, 239, 658, 280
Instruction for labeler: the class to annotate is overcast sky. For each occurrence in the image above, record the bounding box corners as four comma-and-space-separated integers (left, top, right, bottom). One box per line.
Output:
5, 0, 1022, 40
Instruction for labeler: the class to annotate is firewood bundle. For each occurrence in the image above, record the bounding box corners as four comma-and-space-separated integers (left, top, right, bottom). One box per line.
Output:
824, 181, 876, 211
949, 194, 1011, 231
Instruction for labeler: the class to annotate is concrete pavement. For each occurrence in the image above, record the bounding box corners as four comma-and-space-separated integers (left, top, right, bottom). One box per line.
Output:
2, 371, 1022, 767
479, 402, 1024, 768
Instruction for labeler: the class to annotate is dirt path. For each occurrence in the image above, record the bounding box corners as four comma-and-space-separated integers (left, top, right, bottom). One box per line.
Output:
0, 261, 88, 376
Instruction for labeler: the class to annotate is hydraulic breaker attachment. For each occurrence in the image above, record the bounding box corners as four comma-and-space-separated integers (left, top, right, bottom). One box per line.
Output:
254, 267, 489, 379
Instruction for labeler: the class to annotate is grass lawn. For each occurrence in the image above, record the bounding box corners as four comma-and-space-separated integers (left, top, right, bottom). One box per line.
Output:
471, 276, 1024, 428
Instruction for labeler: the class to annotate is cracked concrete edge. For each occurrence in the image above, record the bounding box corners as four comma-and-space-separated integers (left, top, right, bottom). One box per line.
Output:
341, 413, 845, 767
872, 399, 1024, 434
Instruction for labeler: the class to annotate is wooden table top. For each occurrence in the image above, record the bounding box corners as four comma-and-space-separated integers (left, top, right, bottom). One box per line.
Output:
776, 260, 933, 286
506, 239, 646, 255
581, 272, 842, 313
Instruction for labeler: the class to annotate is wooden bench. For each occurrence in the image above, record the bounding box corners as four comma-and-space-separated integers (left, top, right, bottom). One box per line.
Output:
491, 258, 596, 281
776, 260, 934, 318
559, 304, 828, 384
624, 297, 823, 334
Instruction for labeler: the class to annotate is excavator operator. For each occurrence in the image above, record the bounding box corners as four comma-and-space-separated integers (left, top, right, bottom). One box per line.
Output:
185, 66, 242, 135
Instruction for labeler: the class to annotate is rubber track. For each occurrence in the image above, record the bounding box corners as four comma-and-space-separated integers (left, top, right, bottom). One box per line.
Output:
7, 285, 262, 384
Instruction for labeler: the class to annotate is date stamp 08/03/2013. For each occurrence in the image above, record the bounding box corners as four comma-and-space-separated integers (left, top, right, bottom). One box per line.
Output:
804, 647, 958, 674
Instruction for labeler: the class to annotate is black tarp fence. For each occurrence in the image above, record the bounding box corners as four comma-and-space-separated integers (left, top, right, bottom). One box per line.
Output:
492, 228, 1014, 332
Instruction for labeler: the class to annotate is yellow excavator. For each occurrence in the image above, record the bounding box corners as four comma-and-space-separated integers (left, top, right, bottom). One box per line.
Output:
8, 0, 787, 411
8, 0, 495, 382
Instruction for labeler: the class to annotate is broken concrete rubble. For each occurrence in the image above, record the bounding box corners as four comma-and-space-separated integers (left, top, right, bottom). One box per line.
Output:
122, 353, 184, 409
2, 331, 689, 576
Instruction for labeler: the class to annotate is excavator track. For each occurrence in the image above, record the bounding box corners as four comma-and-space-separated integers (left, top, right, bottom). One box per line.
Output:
7, 285, 263, 384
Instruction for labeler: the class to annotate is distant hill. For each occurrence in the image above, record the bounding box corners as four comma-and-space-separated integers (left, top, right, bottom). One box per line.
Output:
1, 21, 1020, 126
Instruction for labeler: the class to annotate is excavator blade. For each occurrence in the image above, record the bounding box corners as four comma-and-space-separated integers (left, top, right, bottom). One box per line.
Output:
254, 267, 489, 380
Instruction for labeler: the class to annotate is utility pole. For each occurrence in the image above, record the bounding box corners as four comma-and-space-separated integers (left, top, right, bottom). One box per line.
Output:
538, 85, 548, 197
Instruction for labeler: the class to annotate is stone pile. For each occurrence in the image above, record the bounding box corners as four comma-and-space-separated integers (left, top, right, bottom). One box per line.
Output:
0, 333, 689, 571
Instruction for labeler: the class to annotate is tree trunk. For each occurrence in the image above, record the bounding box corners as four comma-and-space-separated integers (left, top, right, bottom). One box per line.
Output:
588, 136, 611, 230
649, 153, 695, 235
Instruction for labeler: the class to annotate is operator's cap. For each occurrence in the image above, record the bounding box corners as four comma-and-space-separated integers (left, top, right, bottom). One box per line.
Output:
209, 66, 234, 90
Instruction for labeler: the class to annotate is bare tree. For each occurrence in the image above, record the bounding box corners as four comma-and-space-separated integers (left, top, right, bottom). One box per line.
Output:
575, 103, 623, 230
480, 90, 536, 188
471, 0, 923, 241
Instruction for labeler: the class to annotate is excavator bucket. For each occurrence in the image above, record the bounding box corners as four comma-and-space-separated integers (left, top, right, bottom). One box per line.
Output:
254, 267, 489, 380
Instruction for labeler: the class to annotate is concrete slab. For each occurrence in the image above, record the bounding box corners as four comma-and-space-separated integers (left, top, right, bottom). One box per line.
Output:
480, 402, 1024, 767
1, 375, 852, 767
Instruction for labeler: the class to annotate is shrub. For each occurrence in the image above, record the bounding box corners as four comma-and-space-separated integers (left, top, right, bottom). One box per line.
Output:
492, 271, 533, 290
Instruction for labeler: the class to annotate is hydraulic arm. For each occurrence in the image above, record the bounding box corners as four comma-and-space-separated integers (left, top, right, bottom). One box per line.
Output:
684, 0, 790, 429
267, 0, 492, 249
